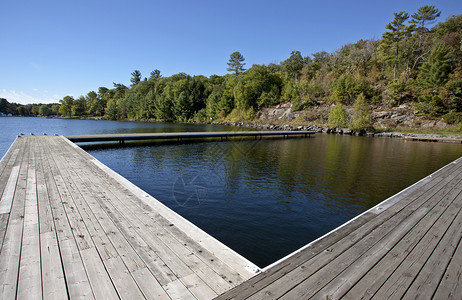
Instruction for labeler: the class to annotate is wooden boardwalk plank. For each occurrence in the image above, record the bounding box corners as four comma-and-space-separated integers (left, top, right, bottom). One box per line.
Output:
0, 137, 29, 299
319, 173, 462, 299
38, 138, 95, 299
434, 230, 462, 299
17, 142, 41, 299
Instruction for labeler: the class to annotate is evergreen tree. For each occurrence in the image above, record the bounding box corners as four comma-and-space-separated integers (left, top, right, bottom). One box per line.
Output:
417, 44, 451, 88
130, 70, 142, 86
227, 51, 246, 75
410, 5, 441, 50
382, 11, 415, 79
150, 69, 161, 80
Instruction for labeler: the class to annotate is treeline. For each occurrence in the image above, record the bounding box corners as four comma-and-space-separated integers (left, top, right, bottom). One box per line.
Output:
0, 98, 59, 116
5, 6, 462, 129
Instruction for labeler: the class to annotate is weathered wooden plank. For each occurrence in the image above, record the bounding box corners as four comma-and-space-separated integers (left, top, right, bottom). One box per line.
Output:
0, 214, 9, 253
103, 256, 146, 299
164, 278, 197, 300
0, 165, 20, 214
132, 268, 170, 300
434, 232, 462, 299
35, 139, 55, 234
0, 147, 20, 198
0, 138, 29, 299
37, 139, 95, 299
372, 199, 462, 297
40, 231, 68, 300
279, 164, 462, 300
42, 137, 132, 298
181, 273, 218, 299
80, 247, 119, 300
402, 199, 462, 298
319, 175, 462, 299
58, 239, 94, 299
342, 173, 462, 299
17, 149, 42, 300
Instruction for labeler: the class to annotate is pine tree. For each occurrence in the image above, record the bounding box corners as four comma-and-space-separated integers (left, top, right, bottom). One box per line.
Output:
130, 70, 142, 86
382, 12, 415, 79
227, 52, 246, 75
410, 5, 441, 50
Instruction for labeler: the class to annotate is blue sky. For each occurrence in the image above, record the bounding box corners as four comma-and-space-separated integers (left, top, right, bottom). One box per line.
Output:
1, 0, 461, 104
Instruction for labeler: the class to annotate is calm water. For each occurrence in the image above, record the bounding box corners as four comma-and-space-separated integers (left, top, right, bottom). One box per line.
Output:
1, 117, 461, 267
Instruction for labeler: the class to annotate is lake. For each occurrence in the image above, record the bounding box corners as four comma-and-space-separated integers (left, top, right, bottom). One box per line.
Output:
1, 117, 461, 267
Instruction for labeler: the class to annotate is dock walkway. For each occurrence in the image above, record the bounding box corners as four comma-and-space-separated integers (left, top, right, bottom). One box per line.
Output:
65, 130, 315, 144
0, 135, 258, 299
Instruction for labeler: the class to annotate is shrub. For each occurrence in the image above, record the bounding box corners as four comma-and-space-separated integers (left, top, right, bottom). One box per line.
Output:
328, 104, 348, 129
442, 111, 462, 124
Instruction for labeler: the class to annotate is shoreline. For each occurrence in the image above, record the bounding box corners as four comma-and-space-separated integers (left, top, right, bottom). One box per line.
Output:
206, 120, 462, 143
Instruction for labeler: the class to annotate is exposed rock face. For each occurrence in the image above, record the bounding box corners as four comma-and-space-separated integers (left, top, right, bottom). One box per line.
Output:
256, 103, 299, 121
371, 104, 417, 128
256, 102, 450, 130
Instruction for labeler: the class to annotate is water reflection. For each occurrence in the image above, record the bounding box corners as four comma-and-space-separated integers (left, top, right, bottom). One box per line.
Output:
88, 134, 462, 267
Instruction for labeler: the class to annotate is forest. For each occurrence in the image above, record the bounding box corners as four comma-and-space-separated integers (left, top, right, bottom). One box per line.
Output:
3, 6, 462, 130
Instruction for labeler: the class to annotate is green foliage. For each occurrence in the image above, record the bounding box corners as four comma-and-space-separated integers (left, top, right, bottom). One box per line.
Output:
225, 108, 255, 122
417, 43, 452, 88
442, 111, 462, 124
381, 11, 415, 79
105, 99, 119, 120
72, 96, 86, 116
130, 70, 142, 86
233, 64, 283, 110
416, 44, 453, 116
349, 93, 372, 130
38, 105, 51, 116
441, 71, 462, 112
283, 80, 317, 110
328, 104, 348, 129
59, 96, 74, 118
410, 5, 441, 37
150, 69, 161, 80
282, 50, 304, 81
227, 51, 246, 75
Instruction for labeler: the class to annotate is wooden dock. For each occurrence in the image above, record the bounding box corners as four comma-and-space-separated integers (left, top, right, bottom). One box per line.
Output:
65, 130, 315, 144
1, 133, 462, 299
0, 135, 259, 299
217, 156, 462, 299
404, 136, 462, 144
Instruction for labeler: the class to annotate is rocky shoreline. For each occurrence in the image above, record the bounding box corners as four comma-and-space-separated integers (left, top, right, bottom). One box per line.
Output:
209, 121, 462, 142
207, 102, 461, 142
